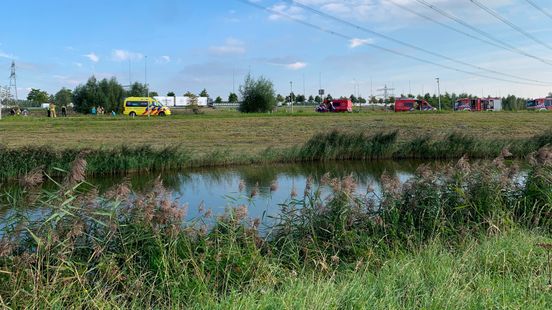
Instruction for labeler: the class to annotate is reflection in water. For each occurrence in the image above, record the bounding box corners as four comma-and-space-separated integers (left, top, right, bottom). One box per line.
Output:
1, 160, 440, 222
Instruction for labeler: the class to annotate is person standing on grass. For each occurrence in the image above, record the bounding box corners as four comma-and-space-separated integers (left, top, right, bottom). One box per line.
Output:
49, 101, 57, 118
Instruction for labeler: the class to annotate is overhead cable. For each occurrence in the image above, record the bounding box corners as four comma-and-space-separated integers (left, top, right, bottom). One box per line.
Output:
235, 0, 548, 86
470, 0, 552, 50
286, 0, 550, 85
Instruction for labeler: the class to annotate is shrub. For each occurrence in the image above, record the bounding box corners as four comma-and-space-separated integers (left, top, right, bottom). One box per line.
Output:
239, 74, 276, 113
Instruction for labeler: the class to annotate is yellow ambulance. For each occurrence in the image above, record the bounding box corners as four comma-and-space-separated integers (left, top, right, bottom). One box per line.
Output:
122, 97, 172, 117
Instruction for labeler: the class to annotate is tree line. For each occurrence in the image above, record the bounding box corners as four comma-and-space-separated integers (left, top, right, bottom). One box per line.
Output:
22, 75, 549, 113
25, 77, 217, 114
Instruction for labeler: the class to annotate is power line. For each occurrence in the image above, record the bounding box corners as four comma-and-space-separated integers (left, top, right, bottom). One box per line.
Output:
469, 0, 552, 50
524, 0, 552, 21
235, 0, 548, 86
287, 0, 550, 85
388, 1, 510, 52
414, 0, 552, 67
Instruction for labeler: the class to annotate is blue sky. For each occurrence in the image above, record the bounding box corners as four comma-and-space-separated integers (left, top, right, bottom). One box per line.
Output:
2, 0, 552, 99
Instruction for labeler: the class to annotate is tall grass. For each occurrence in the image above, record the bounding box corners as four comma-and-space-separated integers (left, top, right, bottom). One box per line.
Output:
1, 147, 552, 307
2, 130, 552, 180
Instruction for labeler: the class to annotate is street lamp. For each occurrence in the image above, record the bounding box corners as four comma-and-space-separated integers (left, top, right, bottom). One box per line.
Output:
436, 77, 441, 111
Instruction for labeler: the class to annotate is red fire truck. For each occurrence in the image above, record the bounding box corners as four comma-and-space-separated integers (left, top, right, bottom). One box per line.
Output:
316, 99, 353, 113
526, 98, 552, 111
454, 98, 502, 111
394, 98, 434, 112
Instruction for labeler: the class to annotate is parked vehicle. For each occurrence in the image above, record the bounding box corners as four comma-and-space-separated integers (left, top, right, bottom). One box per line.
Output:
526, 98, 552, 111
394, 98, 434, 112
123, 97, 172, 117
315, 99, 353, 113
454, 98, 502, 111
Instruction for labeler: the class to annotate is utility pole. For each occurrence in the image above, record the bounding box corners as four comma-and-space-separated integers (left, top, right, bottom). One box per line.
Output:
145, 56, 150, 117
9, 61, 18, 102
377, 84, 395, 111
436, 77, 441, 111
290, 81, 294, 113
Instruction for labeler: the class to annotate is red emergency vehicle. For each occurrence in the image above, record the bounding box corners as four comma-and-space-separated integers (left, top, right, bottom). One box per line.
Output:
316, 99, 353, 113
454, 98, 502, 111
526, 98, 552, 111
394, 98, 434, 112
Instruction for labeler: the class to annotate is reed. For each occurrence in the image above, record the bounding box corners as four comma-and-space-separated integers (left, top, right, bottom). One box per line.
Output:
1, 148, 552, 307
2, 130, 552, 180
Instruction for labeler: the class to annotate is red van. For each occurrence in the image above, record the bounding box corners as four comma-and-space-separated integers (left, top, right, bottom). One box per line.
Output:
394, 98, 434, 112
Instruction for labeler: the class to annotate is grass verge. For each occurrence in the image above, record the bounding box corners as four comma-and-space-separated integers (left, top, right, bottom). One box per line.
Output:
1, 129, 551, 180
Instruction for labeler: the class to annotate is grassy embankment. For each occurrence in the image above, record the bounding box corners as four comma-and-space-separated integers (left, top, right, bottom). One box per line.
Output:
0, 111, 551, 179
1, 148, 552, 308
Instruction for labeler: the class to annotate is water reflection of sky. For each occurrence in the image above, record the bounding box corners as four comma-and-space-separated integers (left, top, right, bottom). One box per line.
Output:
91, 160, 424, 221
1, 160, 436, 226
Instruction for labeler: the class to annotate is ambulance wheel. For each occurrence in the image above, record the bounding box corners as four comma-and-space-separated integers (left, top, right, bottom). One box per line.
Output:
129, 112, 136, 117
159, 112, 165, 116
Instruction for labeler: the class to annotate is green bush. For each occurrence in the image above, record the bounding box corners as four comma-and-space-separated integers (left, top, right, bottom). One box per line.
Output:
239, 74, 276, 113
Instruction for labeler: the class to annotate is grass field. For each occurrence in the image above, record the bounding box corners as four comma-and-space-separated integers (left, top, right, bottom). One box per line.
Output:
1, 110, 551, 154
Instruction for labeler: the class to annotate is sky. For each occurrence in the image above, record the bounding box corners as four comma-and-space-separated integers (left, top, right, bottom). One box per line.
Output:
2, 0, 552, 100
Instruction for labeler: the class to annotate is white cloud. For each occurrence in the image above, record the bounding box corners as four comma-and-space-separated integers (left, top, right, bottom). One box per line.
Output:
74, 62, 83, 68
268, 3, 304, 21
0, 50, 15, 59
84, 52, 99, 63
349, 38, 373, 48
156, 55, 171, 64
111, 49, 144, 61
209, 38, 246, 55
286, 62, 308, 70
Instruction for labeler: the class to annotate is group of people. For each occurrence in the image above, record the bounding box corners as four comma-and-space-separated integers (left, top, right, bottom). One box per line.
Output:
47, 102, 68, 118
91, 106, 106, 115
9, 106, 29, 116
315, 101, 336, 112
91, 106, 116, 116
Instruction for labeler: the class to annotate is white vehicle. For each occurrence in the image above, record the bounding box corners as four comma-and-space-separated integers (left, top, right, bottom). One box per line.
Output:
154, 96, 210, 107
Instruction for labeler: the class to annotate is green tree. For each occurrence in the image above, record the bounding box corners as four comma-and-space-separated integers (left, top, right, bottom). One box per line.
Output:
149, 91, 159, 97
239, 74, 276, 113
296, 94, 306, 103
215, 96, 223, 103
358, 96, 367, 104
54, 88, 72, 107
315, 95, 322, 104
228, 92, 239, 103
127, 82, 148, 97
276, 94, 285, 103
199, 88, 209, 97
308, 95, 315, 103
27, 88, 49, 104
73, 76, 125, 113
167, 91, 175, 97
349, 94, 357, 103
325, 94, 333, 101
184, 91, 195, 97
